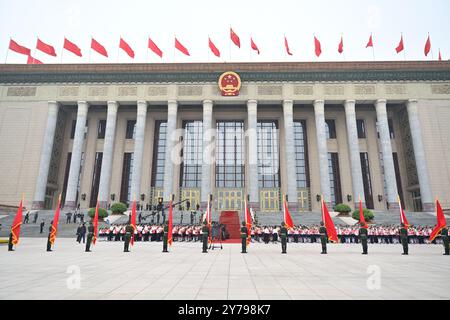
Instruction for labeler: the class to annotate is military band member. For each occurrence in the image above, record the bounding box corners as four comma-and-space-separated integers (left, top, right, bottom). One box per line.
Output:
162, 221, 169, 253
359, 223, 368, 255
85, 222, 94, 252
202, 221, 209, 253
399, 223, 409, 255
441, 226, 449, 255
241, 221, 248, 254
280, 222, 288, 254
46, 222, 53, 252
319, 221, 328, 254
123, 221, 134, 252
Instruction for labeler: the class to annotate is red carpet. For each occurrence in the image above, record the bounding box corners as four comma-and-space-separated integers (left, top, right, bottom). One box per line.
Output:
219, 210, 241, 240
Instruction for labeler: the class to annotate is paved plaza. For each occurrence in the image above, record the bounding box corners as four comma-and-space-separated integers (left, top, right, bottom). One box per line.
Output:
0, 238, 449, 300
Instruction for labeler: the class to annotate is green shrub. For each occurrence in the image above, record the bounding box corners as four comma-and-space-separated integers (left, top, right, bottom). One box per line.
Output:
333, 203, 352, 214
88, 207, 108, 219
352, 208, 374, 222
110, 202, 127, 215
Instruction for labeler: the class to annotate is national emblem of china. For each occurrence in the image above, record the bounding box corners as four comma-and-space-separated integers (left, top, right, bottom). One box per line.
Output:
218, 71, 241, 96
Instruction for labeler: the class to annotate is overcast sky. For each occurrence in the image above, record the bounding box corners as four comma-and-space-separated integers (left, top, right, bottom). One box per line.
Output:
0, 0, 449, 64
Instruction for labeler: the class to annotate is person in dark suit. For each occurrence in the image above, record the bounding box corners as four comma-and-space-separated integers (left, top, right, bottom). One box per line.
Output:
23, 211, 29, 224
241, 221, 248, 253
79, 223, 87, 244
202, 221, 209, 253
33, 211, 39, 223
85, 222, 94, 252
40, 219, 45, 234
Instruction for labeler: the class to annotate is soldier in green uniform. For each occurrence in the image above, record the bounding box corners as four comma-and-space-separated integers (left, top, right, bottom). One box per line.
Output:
85, 222, 94, 252
319, 221, 328, 254
280, 222, 288, 254
241, 221, 248, 253
358, 223, 368, 255
440, 226, 449, 255
202, 221, 209, 253
46, 221, 53, 252
162, 221, 169, 253
8, 232, 14, 251
399, 223, 409, 255
123, 221, 134, 252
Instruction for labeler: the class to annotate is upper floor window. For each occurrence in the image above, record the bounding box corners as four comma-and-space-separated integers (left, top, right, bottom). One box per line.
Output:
325, 119, 336, 139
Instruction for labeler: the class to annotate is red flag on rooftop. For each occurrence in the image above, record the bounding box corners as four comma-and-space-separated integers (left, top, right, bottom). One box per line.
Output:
208, 37, 220, 57
314, 36, 322, 57
283, 196, 294, 229
119, 37, 135, 58
49, 195, 61, 246
148, 37, 163, 58
284, 36, 293, 56
429, 199, 447, 242
10, 198, 23, 247
396, 35, 404, 53
8, 39, 31, 56
27, 55, 43, 64
92, 200, 99, 245
130, 199, 137, 245
175, 37, 190, 56
338, 36, 344, 54
63, 38, 82, 57
91, 38, 108, 57
244, 199, 252, 245
250, 37, 260, 55
230, 27, 240, 48
399, 196, 409, 228
36, 38, 57, 57
424, 35, 431, 57
366, 34, 374, 48
322, 199, 338, 243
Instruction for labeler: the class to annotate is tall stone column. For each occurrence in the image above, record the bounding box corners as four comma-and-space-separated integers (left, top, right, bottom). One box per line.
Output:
283, 100, 298, 211
64, 101, 89, 209
201, 100, 213, 210
247, 99, 259, 210
98, 101, 118, 208
407, 99, 434, 211
314, 100, 331, 206
344, 100, 366, 208
129, 100, 147, 204
32, 101, 60, 209
163, 100, 178, 201
375, 99, 399, 210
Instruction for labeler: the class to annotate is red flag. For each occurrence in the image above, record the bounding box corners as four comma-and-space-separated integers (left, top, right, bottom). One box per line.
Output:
92, 200, 99, 245
91, 38, 108, 57
284, 36, 293, 56
439, 49, 442, 61
359, 198, 368, 229
63, 38, 82, 57
208, 37, 220, 57
244, 199, 252, 245
27, 55, 43, 64
338, 36, 344, 54
206, 199, 212, 244
395, 35, 404, 53
8, 39, 31, 56
322, 199, 338, 243
148, 37, 163, 58
283, 196, 294, 229
36, 38, 57, 57
314, 36, 322, 57
130, 199, 137, 245
10, 198, 23, 246
168, 198, 173, 246
250, 37, 260, 55
398, 196, 409, 228
424, 35, 431, 57
119, 37, 135, 58
175, 37, 190, 56
366, 34, 374, 48
230, 27, 240, 48
429, 199, 447, 242
49, 195, 61, 245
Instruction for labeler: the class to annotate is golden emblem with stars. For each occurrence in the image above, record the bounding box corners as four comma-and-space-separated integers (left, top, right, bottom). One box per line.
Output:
218, 71, 241, 96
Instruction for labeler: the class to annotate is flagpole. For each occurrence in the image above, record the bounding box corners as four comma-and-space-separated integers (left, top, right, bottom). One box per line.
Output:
89, 36, 92, 63
402, 32, 406, 61
429, 33, 434, 60
207, 35, 210, 62
173, 35, 176, 63
60, 36, 64, 63
4, 37, 10, 64
146, 35, 149, 63
117, 36, 120, 63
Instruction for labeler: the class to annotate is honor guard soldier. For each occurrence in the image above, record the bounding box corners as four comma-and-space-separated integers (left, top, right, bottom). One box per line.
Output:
359, 223, 368, 255
162, 221, 169, 253
280, 222, 288, 254
241, 221, 248, 253
123, 220, 134, 252
202, 221, 209, 253
440, 226, 449, 255
319, 221, 328, 254
399, 223, 409, 255
46, 221, 53, 252
85, 221, 94, 252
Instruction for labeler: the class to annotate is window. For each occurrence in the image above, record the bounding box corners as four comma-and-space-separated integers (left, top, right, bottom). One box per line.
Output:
70, 120, 76, 139
328, 152, 342, 206
388, 119, 395, 139
180, 121, 203, 188
325, 119, 336, 139
89, 152, 103, 208
257, 121, 280, 188
120, 153, 134, 204
216, 121, 245, 188
294, 121, 310, 188
360, 152, 374, 209
126, 120, 136, 139
97, 120, 106, 139
151, 121, 167, 188
356, 119, 366, 139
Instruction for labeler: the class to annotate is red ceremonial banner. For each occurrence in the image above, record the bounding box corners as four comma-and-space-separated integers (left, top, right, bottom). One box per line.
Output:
148, 37, 163, 58
9, 39, 31, 55
119, 37, 135, 58
36, 38, 57, 57
91, 38, 108, 57
63, 38, 82, 57
175, 37, 190, 56
208, 37, 220, 57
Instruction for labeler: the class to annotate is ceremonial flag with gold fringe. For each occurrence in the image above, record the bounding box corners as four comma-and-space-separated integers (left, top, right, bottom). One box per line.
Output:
244, 199, 252, 245
92, 200, 99, 245
130, 199, 137, 246
206, 199, 212, 244
399, 196, 409, 228
10, 198, 23, 246
283, 196, 294, 229
168, 197, 173, 246
49, 195, 61, 245
430, 199, 447, 242
359, 197, 368, 229
322, 199, 338, 243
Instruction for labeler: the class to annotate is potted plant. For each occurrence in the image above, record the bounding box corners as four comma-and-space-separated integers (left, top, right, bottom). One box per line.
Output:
88, 207, 108, 220
352, 208, 375, 223
333, 203, 352, 216
110, 202, 127, 215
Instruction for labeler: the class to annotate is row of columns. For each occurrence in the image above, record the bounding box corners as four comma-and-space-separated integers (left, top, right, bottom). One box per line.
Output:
32, 98, 434, 212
